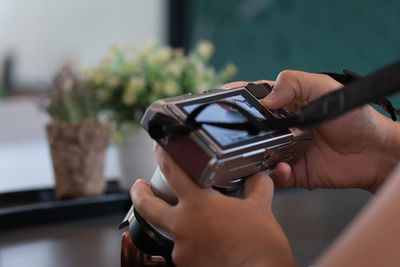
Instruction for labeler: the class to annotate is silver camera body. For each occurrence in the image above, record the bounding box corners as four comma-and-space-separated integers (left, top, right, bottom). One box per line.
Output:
141, 86, 311, 205
120, 85, 311, 256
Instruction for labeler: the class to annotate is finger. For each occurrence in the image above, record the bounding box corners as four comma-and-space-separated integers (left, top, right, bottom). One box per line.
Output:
154, 144, 201, 199
220, 80, 275, 90
220, 81, 248, 89
244, 172, 274, 207
251, 79, 275, 88
130, 179, 173, 232
261, 71, 342, 110
270, 158, 314, 189
269, 162, 294, 188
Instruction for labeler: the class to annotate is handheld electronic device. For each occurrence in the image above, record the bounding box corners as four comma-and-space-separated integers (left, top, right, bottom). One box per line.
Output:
121, 83, 311, 266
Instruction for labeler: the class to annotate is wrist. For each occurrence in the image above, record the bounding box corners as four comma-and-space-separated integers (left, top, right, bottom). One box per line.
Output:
373, 115, 400, 191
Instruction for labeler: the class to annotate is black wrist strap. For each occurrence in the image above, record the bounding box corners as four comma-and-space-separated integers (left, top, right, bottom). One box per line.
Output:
298, 60, 400, 127
322, 69, 400, 121
148, 60, 400, 139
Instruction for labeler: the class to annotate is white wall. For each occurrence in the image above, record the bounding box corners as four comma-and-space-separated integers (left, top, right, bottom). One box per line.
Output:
0, 0, 167, 89
0, 0, 167, 192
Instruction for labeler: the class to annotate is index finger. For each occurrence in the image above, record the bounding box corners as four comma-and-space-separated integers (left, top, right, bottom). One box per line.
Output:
244, 172, 274, 208
154, 144, 201, 199
261, 71, 342, 110
131, 179, 173, 233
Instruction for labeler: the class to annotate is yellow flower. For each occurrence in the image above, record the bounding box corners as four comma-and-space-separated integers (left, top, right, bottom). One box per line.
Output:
99, 56, 111, 69
123, 77, 145, 105
225, 63, 238, 77
94, 72, 104, 85
97, 89, 111, 101
157, 47, 172, 64
153, 83, 163, 94
147, 54, 160, 65
143, 41, 156, 55
163, 80, 178, 96
220, 62, 238, 81
166, 62, 181, 77
197, 41, 214, 61
81, 64, 91, 75
194, 61, 206, 76
174, 48, 185, 58
123, 87, 136, 106
128, 77, 145, 90
107, 75, 120, 88
124, 60, 135, 73
110, 44, 119, 53
112, 131, 123, 144
195, 81, 209, 93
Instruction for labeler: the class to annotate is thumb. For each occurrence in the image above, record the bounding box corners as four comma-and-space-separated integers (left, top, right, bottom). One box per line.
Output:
244, 172, 274, 208
261, 70, 342, 110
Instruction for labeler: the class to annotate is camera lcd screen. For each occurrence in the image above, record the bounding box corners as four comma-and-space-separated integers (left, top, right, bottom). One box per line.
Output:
176, 90, 290, 148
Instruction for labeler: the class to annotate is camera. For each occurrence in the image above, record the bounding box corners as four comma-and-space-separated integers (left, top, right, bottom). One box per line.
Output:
120, 84, 311, 265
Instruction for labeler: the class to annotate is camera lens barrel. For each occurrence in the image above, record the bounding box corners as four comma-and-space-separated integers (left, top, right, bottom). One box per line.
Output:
129, 208, 175, 266
150, 167, 178, 205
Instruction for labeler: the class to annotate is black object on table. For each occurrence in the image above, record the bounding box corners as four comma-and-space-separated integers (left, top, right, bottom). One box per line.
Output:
0, 181, 131, 230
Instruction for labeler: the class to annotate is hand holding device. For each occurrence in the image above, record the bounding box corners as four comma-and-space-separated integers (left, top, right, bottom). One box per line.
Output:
124, 60, 400, 266
123, 83, 310, 265
131, 148, 297, 267
262, 70, 397, 192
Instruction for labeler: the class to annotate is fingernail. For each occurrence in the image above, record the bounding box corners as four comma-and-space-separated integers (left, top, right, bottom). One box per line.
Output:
262, 90, 277, 106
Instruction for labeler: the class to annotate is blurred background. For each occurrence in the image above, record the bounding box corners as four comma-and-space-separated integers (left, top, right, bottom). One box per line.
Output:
0, 0, 399, 266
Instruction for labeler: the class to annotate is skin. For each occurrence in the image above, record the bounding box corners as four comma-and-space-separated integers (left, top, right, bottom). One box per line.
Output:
132, 147, 297, 267
315, 163, 400, 267
131, 71, 400, 266
227, 72, 399, 192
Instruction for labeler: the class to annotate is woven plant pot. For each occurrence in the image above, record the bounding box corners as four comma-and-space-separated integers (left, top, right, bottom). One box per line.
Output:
46, 119, 111, 199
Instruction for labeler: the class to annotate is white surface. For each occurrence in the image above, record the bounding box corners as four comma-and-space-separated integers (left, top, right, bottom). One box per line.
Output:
0, 0, 166, 192
0, 0, 167, 88
0, 97, 121, 193
0, 141, 121, 193
118, 128, 157, 191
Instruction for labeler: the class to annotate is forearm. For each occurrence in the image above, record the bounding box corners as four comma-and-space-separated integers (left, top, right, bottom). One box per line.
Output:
247, 255, 298, 267
314, 163, 400, 267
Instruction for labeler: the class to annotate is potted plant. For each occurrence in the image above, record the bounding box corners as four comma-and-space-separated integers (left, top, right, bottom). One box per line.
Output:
46, 64, 111, 199
87, 41, 237, 190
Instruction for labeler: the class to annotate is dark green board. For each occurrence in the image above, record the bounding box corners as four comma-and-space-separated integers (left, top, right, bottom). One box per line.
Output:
186, 0, 400, 113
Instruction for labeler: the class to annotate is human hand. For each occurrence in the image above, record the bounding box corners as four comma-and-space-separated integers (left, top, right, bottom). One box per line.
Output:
131, 145, 297, 267
226, 71, 397, 192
